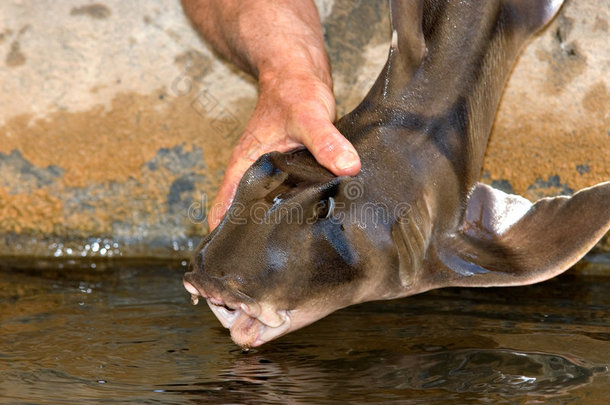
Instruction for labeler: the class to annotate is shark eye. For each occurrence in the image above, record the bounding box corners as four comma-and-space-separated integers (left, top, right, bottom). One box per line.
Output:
313, 196, 335, 220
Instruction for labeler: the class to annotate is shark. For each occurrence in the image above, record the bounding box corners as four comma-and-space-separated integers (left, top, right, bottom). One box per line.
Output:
183, 0, 609, 348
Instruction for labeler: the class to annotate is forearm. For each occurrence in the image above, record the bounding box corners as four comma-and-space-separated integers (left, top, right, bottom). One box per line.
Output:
181, 0, 332, 87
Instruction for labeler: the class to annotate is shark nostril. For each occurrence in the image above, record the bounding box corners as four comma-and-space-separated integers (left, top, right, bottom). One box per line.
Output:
183, 280, 199, 296
183, 280, 202, 305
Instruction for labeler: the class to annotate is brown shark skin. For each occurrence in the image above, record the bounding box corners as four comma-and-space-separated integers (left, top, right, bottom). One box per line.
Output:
184, 0, 610, 347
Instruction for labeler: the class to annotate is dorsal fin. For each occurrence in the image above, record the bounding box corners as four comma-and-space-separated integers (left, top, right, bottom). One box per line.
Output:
387, 0, 426, 89
363, 0, 426, 104
506, 0, 565, 34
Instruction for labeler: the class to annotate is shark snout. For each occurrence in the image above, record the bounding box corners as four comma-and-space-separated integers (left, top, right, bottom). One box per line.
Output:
183, 278, 205, 305
183, 273, 292, 347
182, 272, 256, 312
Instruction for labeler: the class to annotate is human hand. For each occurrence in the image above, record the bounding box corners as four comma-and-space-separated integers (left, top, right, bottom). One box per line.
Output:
207, 72, 361, 230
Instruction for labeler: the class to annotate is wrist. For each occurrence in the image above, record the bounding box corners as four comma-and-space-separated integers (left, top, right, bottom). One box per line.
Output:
256, 40, 333, 87
257, 67, 337, 125
258, 65, 330, 93
234, 2, 332, 88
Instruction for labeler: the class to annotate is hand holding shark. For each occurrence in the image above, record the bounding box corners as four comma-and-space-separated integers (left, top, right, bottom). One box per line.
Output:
184, 0, 610, 348
182, 0, 361, 230
207, 72, 361, 230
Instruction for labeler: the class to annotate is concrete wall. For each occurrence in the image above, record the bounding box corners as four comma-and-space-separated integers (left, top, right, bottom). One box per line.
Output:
0, 0, 608, 262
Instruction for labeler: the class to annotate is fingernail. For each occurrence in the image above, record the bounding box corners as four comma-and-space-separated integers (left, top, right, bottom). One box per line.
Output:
335, 151, 358, 171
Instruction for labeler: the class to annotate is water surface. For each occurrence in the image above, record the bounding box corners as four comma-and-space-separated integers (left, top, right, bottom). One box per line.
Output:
0, 261, 608, 404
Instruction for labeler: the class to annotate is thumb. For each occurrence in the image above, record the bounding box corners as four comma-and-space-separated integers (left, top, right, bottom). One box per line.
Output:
296, 117, 361, 176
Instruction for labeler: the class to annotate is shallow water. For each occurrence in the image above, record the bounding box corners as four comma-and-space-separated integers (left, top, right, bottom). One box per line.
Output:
0, 262, 609, 404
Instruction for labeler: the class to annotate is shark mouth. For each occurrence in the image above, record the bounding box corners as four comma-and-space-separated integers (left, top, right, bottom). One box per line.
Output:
184, 280, 292, 348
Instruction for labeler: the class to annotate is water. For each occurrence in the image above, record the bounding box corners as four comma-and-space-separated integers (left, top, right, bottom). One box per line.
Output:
0, 262, 609, 404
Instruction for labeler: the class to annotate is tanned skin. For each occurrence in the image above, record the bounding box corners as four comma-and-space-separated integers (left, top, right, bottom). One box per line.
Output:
182, 0, 362, 230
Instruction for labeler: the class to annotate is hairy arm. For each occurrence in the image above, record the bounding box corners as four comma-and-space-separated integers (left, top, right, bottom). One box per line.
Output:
182, 0, 361, 230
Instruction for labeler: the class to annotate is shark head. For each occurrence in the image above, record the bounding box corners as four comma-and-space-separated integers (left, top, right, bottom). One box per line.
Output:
183, 150, 402, 347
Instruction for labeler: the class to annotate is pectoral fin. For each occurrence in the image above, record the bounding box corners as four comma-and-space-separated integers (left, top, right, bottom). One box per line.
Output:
437, 182, 610, 287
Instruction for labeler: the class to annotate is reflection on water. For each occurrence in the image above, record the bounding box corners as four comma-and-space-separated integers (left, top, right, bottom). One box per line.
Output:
0, 262, 608, 404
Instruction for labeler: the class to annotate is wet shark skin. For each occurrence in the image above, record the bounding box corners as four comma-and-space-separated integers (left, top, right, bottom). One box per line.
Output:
184, 0, 609, 348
